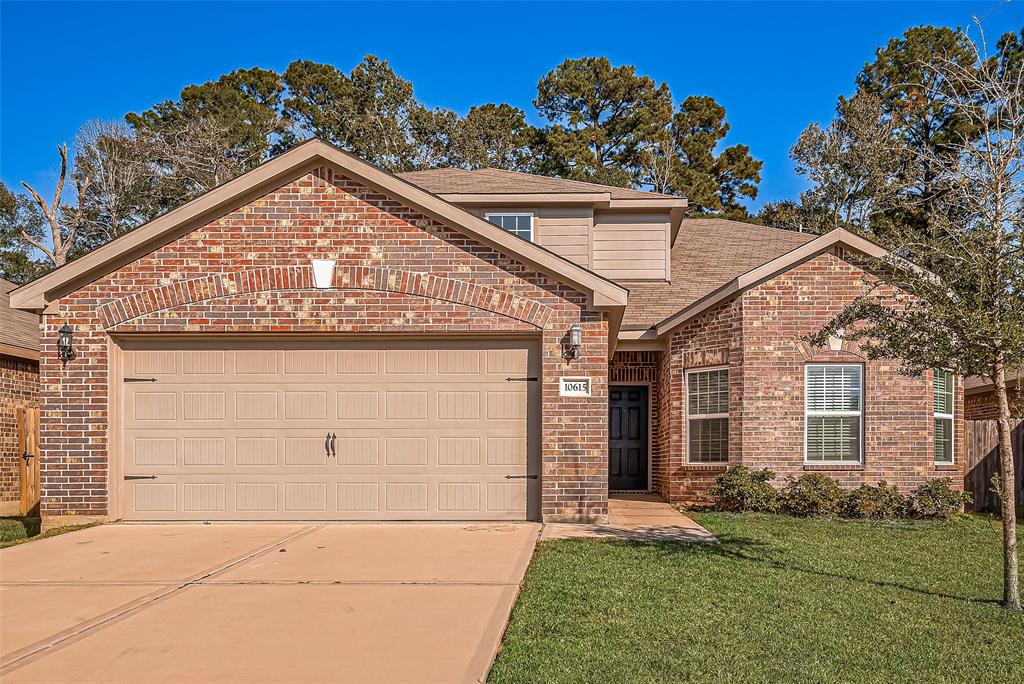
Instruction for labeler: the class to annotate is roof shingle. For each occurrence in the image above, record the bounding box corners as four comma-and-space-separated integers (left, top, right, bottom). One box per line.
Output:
620, 218, 817, 330
398, 167, 677, 200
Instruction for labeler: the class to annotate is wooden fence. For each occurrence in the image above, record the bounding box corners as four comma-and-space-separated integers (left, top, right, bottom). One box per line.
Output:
964, 419, 1024, 512
16, 406, 40, 517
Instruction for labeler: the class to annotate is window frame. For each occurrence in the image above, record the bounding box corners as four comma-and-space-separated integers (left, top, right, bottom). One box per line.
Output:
933, 369, 955, 465
803, 363, 864, 465
484, 212, 534, 242
685, 366, 730, 464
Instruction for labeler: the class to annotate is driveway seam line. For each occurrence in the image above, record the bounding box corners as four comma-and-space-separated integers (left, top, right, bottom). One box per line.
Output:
0, 524, 322, 674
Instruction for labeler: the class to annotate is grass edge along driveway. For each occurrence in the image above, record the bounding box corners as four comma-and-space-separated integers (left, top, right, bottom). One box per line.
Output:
490, 513, 1024, 683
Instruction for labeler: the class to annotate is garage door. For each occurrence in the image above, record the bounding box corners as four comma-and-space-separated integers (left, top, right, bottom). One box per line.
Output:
118, 339, 534, 521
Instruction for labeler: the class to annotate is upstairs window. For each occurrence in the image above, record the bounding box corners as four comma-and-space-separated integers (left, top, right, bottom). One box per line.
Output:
805, 364, 863, 463
933, 369, 954, 464
485, 213, 533, 241
687, 368, 729, 463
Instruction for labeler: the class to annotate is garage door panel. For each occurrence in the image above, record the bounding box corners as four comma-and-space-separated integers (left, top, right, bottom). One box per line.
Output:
123, 473, 528, 521
120, 340, 533, 521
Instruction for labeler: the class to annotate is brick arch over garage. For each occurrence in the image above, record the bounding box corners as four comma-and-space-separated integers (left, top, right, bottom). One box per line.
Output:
97, 265, 555, 330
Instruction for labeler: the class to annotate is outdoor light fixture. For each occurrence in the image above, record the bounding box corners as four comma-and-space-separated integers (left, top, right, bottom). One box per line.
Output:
311, 258, 336, 289
57, 324, 75, 363
564, 323, 582, 361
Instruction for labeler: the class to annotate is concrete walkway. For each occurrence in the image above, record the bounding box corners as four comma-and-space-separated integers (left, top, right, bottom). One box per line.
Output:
541, 494, 717, 542
0, 522, 539, 683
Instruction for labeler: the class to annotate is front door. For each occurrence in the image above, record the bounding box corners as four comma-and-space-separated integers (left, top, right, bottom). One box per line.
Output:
608, 386, 648, 491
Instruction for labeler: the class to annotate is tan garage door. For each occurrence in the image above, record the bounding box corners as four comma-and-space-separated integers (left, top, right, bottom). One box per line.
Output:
118, 339, 534, 521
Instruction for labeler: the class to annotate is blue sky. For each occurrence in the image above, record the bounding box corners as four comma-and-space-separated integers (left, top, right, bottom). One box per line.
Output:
2, 1, 1022, 211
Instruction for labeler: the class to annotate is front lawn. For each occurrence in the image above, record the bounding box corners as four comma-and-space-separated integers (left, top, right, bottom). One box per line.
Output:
0, 516, 98, 549
490, 513, 1023, 683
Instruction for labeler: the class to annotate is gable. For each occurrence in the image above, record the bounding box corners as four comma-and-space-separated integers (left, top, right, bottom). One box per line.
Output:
654, 229, 890, 337
10, 139, 626, 314
67, 166, 592, 330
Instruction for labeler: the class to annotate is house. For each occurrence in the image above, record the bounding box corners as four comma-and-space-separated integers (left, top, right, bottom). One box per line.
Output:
1, 278, 40, 515
9, 139, 964, 525
965, 372, 1024, 420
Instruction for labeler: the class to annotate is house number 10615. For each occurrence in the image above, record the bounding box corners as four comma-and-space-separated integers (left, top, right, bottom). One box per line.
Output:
559, 377, 591, 397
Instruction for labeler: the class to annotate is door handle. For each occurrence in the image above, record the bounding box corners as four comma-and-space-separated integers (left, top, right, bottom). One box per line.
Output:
325, 432, 332, 457
504, 474, 538, 479
329, 433, 336, 457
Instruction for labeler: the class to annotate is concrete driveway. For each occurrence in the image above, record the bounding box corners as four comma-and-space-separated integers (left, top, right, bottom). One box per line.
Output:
0, 522, 538, 683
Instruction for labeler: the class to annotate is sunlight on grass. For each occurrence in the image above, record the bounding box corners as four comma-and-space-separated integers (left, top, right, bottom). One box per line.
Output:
489, 514, 1023, 683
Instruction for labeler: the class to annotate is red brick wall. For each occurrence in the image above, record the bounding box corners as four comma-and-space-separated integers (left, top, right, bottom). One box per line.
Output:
1, 354, 39, 503
40, 166, 609, 522
965, 387, 1024, 420
659, 298, 742, 505
654, 248, 964, 505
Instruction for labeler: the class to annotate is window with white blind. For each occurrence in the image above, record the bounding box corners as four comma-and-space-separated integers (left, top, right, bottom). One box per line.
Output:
687, 368, 729, 463
805, 364, 863, 463
934, 369, 954, 463
484, 213, 533, 241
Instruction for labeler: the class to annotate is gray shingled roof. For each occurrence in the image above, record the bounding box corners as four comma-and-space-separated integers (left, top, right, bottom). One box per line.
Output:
398, 167, 678, 200
620, 218, 817, 330
1, 278, 40, 357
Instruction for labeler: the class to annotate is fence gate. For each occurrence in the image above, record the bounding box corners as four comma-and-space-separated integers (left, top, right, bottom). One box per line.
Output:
965, 419, 1024, 512
17, 407, 40, 516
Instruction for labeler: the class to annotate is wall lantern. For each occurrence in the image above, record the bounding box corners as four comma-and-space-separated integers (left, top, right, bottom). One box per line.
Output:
311, 258, 336, 289
564, 323, 582, 361
57, 324, 75, 363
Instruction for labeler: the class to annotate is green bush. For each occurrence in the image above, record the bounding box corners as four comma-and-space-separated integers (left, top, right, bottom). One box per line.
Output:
708, 466, 778, 512
779, 474, 844, 517
909, 478, 972, 519
838, 482, 908, 519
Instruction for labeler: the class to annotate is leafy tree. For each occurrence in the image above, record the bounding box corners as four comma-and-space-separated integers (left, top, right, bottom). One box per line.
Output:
283, 56, 458, 172
449, 104, 538, 171
669, 95, 762, 216
533, 57, 673, 187
0, 182, 48, 284
127, 67, 286, 209
754, 199, 812, 233
782, 92, 907, 234
856, 25, 981, 237
996, 28, 1023, 79
810, 28, 1022, 610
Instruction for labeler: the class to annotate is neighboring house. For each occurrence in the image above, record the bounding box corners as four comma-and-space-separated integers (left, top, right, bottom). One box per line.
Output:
1, 278, 40, 515
965, 372, 1024, 420
9, 139, 964, 525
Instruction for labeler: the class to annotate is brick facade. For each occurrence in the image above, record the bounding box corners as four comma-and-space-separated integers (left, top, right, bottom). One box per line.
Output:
965, 387, 1024, 420
631, 248, 965, 506
1, 354, 39, 506
39, 166, 609, 523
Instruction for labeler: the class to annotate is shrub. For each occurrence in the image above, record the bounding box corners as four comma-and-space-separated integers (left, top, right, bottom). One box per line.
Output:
779, 474, 844, 517
909, 478, 972, 519
838, 482, 908, 519
708, 466, 778, 512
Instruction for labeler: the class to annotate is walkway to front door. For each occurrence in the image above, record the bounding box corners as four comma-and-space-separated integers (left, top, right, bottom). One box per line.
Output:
608, 385, 649, 490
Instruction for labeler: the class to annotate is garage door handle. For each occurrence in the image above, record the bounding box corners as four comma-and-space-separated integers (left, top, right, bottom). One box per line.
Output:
505, 474, 538, 479
124, 377, 157, 383
124, 475, 157, 480
505, 377, 537, 382
325, 432, 336, 458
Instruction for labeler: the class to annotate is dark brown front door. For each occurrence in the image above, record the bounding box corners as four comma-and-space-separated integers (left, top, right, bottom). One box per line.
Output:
609, 386, 648, 491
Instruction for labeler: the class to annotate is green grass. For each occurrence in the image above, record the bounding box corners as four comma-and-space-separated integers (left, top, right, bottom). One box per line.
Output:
489, 514, 1024, 683
0, 516, 98, 549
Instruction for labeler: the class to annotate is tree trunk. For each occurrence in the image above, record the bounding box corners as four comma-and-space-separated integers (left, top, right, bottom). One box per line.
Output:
994, 357, 1022, 611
